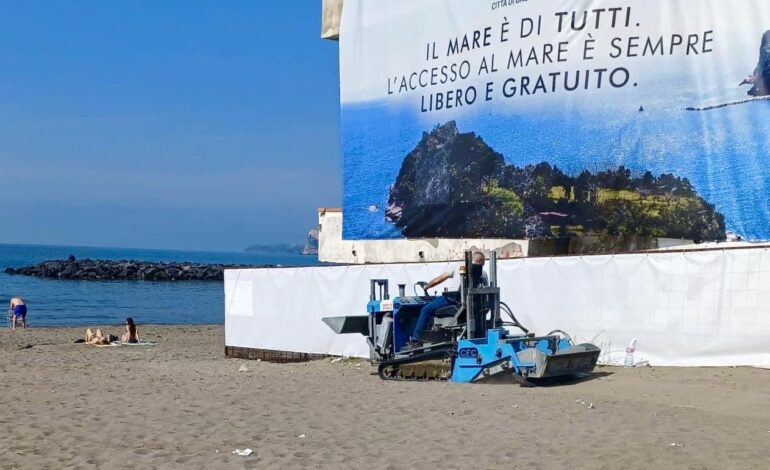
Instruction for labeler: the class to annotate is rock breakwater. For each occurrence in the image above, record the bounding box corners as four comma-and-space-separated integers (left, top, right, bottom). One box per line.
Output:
4, 259, 269, 281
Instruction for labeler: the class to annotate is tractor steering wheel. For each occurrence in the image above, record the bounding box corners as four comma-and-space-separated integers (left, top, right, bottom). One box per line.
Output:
414, 281, 430, 296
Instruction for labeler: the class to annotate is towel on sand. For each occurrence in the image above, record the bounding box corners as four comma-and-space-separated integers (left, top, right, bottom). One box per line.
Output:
82, 340, 156, 347
120, 341, 156, 347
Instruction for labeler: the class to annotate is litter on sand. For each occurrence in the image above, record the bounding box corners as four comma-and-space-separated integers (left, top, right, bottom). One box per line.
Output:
575, 399, 595, 409
669, 442, 685, 448
298, 434, 307, 439
238, 364, 249, 372
232, 448, 253, 457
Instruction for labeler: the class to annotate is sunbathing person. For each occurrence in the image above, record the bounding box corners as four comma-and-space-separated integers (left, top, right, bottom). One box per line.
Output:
85, 328, 111, 345
122, 317, 141, 343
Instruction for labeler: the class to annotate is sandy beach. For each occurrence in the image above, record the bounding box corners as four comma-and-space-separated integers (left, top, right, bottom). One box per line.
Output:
1, 325, 769, 469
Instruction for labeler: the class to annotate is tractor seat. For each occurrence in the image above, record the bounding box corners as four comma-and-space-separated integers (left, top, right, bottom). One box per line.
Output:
434, 305, 459, 318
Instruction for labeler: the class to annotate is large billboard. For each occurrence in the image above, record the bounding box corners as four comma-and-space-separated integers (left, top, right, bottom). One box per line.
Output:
340, 0, 770, 241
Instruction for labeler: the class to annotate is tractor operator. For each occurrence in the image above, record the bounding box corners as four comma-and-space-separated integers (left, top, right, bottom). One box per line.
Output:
409, 251, 488, 344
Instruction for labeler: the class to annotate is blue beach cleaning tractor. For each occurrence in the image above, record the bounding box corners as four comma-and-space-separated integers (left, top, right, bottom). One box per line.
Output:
323, 251, 601, 383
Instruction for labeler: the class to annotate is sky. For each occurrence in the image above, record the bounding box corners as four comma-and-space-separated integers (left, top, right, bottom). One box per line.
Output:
0, 1, 341, 251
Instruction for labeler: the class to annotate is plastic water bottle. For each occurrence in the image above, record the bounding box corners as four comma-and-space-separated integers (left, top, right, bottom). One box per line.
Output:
624, 338, 637, 368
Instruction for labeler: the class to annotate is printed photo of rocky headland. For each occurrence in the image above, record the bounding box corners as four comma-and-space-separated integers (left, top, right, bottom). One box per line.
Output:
385, 121, 726, 242
688, 29, 770, 110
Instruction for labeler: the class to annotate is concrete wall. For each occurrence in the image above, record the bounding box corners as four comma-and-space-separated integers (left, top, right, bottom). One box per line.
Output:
321, 0, 343, 40
317, 208, 527, 264
317, 208, 704, 264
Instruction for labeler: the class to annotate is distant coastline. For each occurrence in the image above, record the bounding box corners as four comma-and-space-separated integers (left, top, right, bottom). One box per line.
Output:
244, 243, 306, 254
245, 229, 319, 256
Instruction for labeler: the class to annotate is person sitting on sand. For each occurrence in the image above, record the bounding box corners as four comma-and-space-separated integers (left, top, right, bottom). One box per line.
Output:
85, 328, 111, 345
122, 317, 141, 344
9, 297, 27, 330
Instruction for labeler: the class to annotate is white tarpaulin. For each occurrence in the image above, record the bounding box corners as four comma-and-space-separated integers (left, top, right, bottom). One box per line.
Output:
225, 247, 770, 367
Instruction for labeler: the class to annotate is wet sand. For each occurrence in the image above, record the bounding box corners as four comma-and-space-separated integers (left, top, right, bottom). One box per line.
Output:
1, 325, 769, 469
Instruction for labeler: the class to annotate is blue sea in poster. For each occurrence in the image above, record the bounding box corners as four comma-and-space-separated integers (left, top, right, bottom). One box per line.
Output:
342, 95, 770, 240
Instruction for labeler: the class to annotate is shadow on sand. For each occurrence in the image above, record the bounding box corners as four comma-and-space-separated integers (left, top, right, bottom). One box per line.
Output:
476, 370, 613, 387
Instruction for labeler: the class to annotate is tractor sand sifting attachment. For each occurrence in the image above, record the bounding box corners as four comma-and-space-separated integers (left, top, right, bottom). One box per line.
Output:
323, 251, 600, 384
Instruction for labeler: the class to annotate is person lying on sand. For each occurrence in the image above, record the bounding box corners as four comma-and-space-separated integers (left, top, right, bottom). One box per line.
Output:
85, 328, 111, 345
122, 317, 141, 344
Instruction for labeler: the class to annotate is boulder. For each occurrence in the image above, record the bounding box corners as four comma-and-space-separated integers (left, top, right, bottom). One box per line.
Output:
61, 263, 78, 277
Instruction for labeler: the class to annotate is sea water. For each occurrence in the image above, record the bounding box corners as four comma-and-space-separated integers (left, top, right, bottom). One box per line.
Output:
0, 244, 319, 327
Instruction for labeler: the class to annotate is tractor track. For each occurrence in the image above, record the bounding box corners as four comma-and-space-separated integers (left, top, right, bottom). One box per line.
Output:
377, 349, 453, 381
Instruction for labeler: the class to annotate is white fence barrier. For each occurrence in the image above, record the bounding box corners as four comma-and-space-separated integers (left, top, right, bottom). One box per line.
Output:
225, 248, 770, 367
